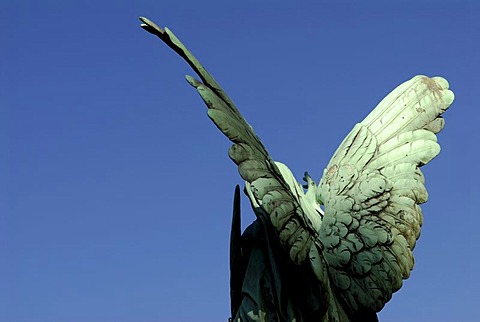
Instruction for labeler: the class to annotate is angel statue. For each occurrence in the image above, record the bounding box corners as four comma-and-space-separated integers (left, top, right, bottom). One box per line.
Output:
139, 17, 454, 322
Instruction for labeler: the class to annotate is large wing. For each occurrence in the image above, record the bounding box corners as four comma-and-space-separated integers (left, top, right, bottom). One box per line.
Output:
317, 75, 454, 312
139, 17, 322, 265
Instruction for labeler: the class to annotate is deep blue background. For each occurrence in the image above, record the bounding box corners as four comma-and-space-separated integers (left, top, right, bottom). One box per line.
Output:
3, 1, 478, 321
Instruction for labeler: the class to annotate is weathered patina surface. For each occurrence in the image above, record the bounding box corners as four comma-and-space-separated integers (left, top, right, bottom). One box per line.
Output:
139, 17, 454, 321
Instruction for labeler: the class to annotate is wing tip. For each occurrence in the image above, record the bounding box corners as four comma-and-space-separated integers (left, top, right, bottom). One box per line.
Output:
443, 89, 455, 107
417, 75, 455, 110
432, 76, 449, 89
431, 76, 455, 108
413, 75, 449, 90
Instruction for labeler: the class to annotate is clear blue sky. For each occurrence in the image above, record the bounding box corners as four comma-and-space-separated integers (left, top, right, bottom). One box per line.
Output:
3, 1, 478, 321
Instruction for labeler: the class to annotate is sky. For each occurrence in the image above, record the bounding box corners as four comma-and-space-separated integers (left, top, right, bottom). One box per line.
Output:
2, 1, 479, 321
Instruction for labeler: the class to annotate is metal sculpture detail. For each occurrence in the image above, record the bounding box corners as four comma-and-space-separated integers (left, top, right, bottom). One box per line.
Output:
140, 17, 454, 321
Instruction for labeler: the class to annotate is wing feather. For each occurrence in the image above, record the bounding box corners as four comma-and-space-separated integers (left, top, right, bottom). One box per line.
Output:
317, 75, 454, 312
141, 22, 324, 266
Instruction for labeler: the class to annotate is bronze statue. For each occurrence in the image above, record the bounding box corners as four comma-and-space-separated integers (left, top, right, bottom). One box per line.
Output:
139, 17, 454, 321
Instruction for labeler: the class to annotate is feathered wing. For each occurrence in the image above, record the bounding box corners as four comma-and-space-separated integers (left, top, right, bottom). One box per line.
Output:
139, 17, 322, 265
317, 75, 454, 313
140, 18, 455, 319
190, 75, 323, 264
